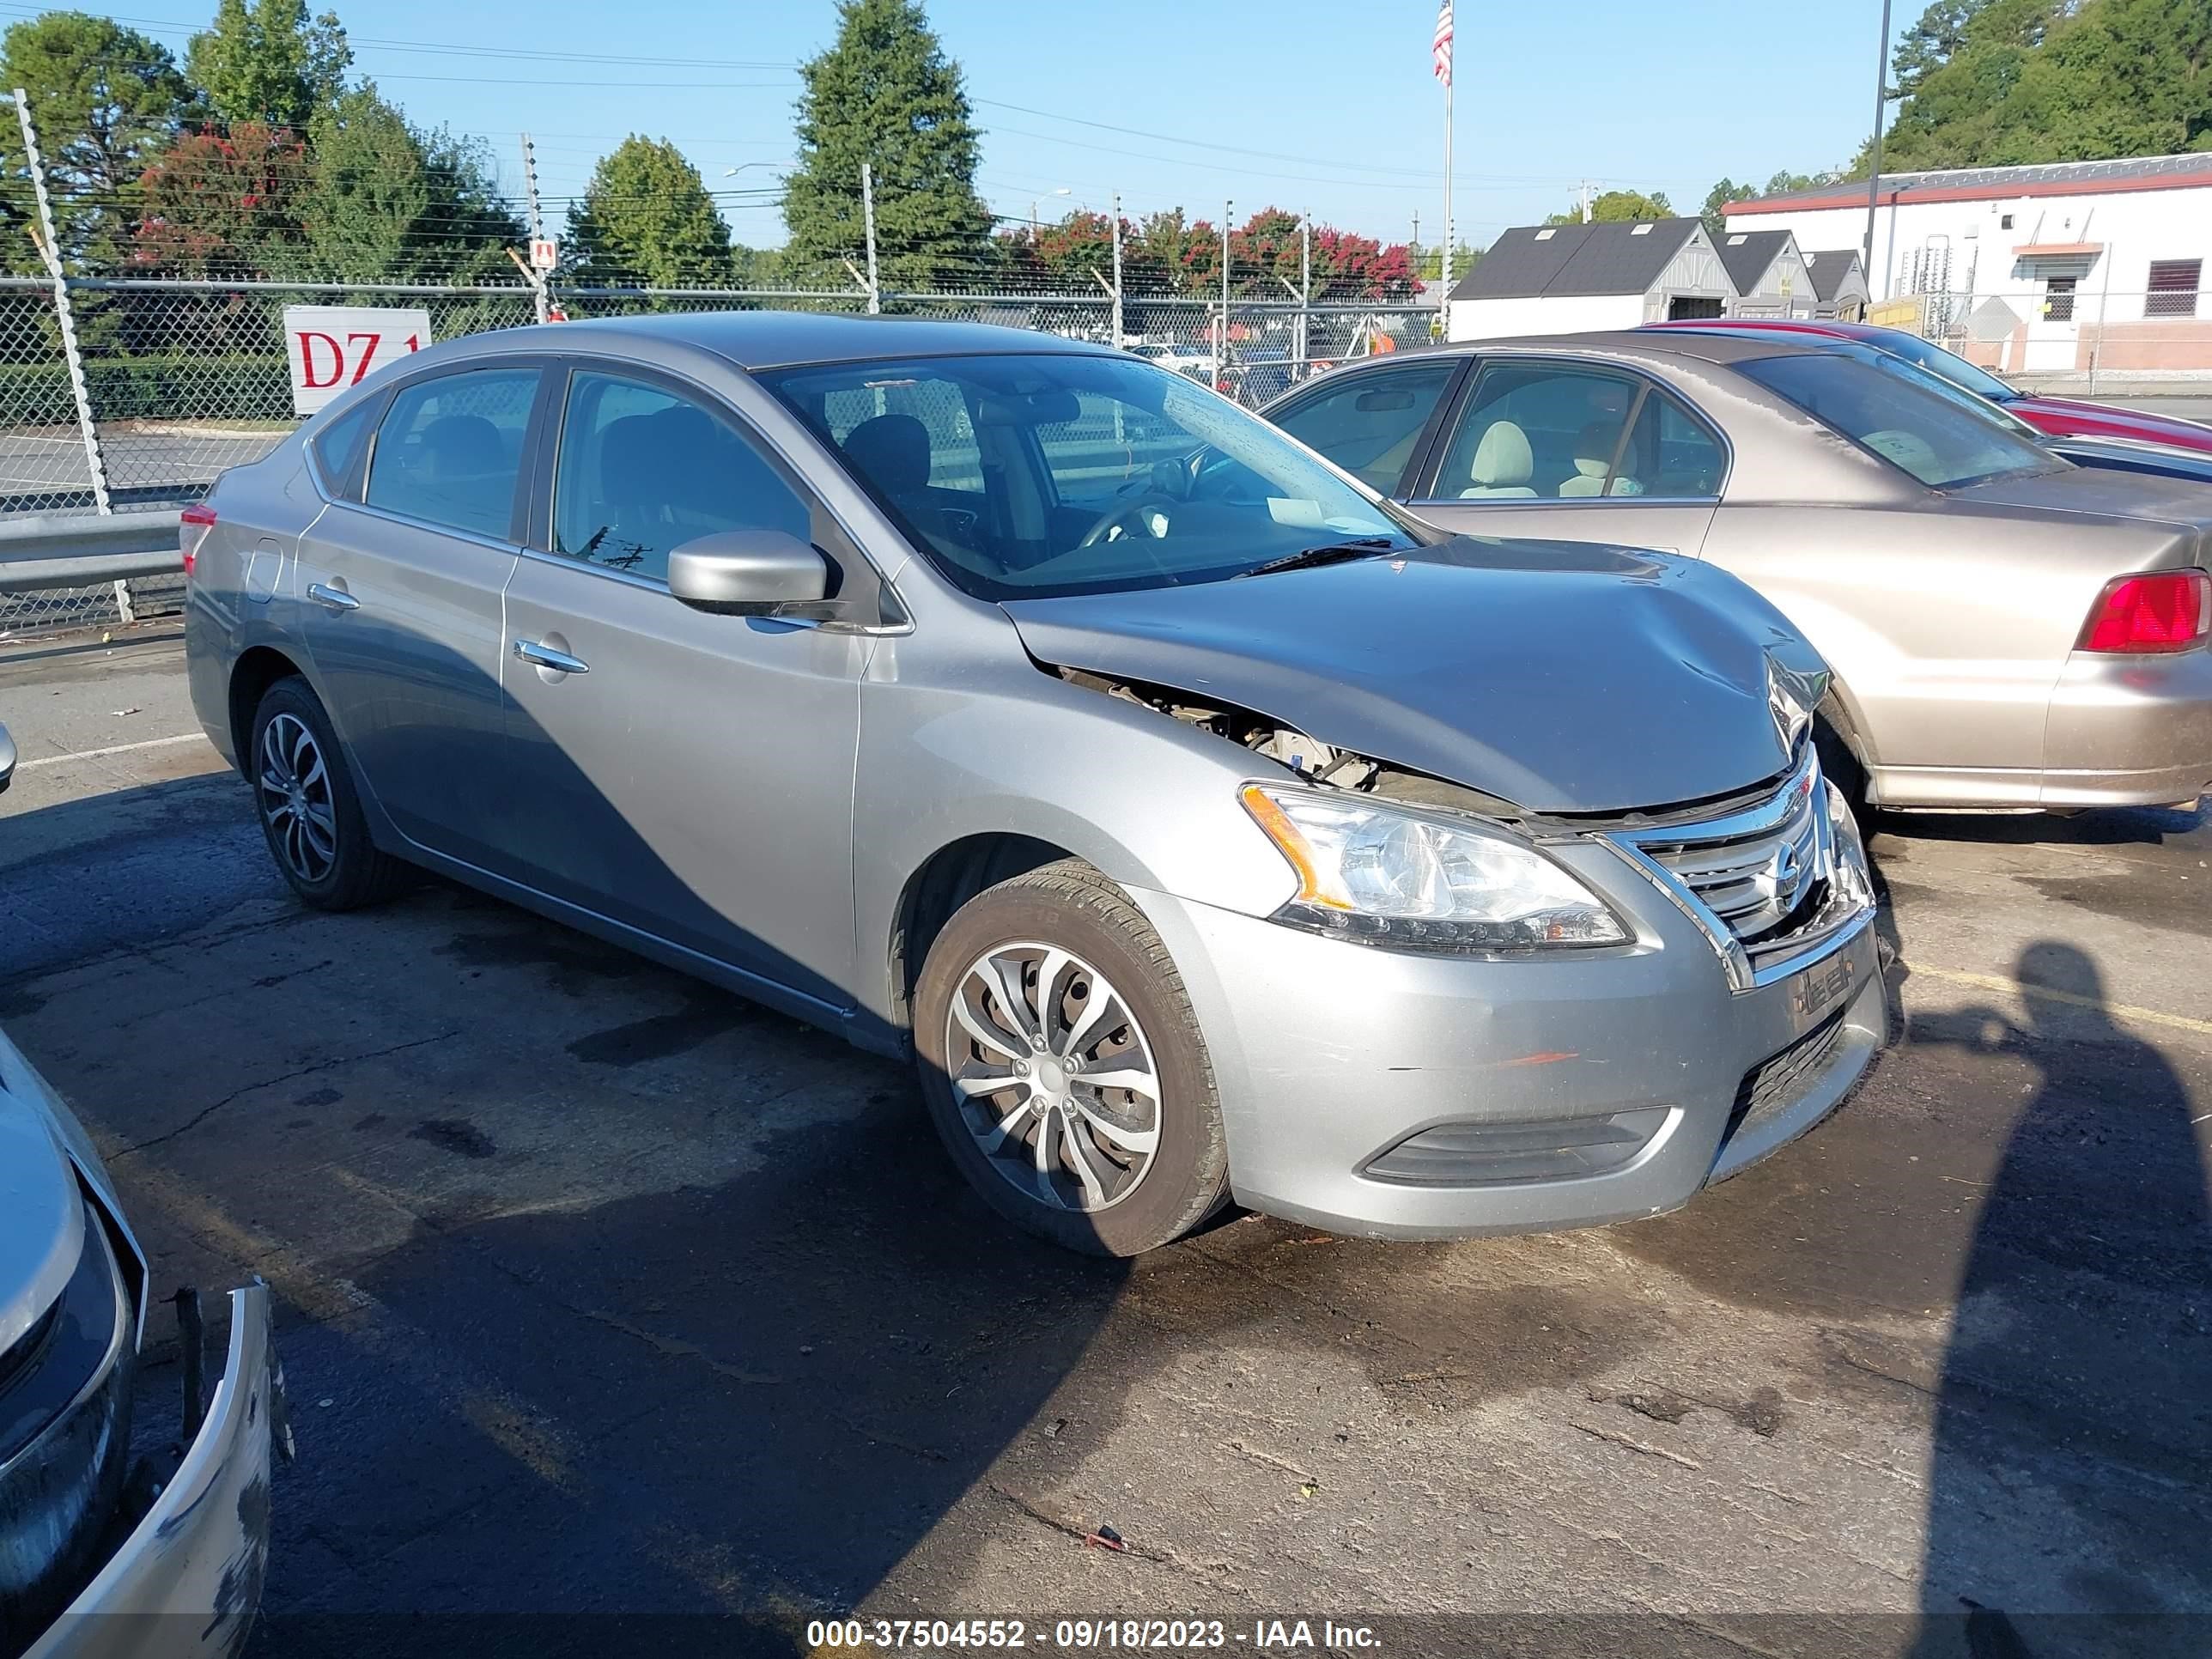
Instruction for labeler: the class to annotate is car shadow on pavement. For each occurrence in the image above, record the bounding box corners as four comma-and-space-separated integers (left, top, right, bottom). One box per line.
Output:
1868, 798, 2206, 849
1905, 942, 2211, 1659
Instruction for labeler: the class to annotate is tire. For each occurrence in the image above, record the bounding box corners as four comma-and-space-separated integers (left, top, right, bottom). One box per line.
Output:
247, 677, 411, 911
913, 860, 1230, 1256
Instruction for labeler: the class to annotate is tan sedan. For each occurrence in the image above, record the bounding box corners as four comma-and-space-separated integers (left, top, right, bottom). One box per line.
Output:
1264, 331, 2212, 812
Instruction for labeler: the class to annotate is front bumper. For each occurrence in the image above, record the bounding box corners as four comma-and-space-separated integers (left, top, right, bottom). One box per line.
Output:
27, 1285, 283, 1659
1135, 828, 1885, 1241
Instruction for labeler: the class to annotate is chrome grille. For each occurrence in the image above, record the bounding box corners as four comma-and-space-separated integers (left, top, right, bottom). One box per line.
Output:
1609, 746, 1848, 970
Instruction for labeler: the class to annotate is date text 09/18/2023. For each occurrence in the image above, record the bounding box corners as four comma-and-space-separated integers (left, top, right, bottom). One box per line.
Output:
804, 1619, 1383, 1650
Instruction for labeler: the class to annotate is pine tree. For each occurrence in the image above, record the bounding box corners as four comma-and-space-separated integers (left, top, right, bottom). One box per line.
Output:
783, 0, 992, 289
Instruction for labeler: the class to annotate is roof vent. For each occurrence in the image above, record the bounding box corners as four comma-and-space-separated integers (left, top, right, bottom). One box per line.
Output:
1631, 223, 1654, 235
1534, 228, 1557, 240
1726, 233, 1747, 245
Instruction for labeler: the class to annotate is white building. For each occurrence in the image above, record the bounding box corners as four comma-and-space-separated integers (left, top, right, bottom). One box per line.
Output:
1722, 153, 2212, 375
1446, 219, 1731, 342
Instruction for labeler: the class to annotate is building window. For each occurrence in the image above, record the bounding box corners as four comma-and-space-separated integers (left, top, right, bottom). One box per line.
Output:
2148, 259, 2203, 319
2043, 276, 2076, 322
2000, 213, 2014, 230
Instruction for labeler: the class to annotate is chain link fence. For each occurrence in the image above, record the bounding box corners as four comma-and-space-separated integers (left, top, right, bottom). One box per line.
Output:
1882, 283, 2212, 395
1, 275, 1435, 641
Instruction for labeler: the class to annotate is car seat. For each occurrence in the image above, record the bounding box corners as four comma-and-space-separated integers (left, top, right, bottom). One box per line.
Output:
1456, 420, 1539, 498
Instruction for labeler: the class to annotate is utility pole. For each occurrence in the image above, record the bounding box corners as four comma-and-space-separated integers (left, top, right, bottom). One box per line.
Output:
1109, 192, 1124, 349
1862, 0, 1895, 300
1298, 210, 1311, 380
520, 131, 550, 325
1579, 181, 1594, 223
1218, 198, 1232, 394
860, 161, 881, 314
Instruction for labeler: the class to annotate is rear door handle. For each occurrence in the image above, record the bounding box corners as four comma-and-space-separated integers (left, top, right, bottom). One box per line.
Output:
306, 581, 358, 612
513, 638, 590, 675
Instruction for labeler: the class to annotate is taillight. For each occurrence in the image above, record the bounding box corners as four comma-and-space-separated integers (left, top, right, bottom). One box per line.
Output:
179, 502, 216, 577
2076, 568, 2211, 654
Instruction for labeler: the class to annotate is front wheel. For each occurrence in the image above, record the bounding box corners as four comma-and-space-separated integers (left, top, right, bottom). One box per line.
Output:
913, 860, 1230, 1256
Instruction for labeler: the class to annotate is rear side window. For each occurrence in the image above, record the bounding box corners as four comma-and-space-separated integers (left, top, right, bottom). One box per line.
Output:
308, 396, 380, 498
1273, 363, 1455, 493
1736, 352, 2056, 489
1614, 391, 1727, 498
551, 371, 811, 584
1432, 363, 1642, 499
364, 368, 540, 539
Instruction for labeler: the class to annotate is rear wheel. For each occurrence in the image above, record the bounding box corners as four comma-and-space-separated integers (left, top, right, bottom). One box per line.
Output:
913, 860, 1229, 1256
249, 678, 410, 910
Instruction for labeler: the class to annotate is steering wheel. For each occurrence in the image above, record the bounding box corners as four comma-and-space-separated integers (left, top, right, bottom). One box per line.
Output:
1077, 493, 1182, 549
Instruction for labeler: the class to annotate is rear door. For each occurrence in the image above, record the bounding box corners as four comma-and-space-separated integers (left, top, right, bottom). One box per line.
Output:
292, 361, 544, 866
496, 362, 872, 1011
1402, 357, 1724, 557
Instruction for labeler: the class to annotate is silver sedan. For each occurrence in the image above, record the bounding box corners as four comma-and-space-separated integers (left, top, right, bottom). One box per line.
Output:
1267, 331, 2212, 812
184, 313, 1881, 1255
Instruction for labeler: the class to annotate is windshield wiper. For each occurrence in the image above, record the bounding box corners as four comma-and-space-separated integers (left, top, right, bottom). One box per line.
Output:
1233, 538, 1400, 580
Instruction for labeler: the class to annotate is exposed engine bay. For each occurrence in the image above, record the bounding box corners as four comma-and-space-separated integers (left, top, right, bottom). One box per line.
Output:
1049, 665, 1526, 821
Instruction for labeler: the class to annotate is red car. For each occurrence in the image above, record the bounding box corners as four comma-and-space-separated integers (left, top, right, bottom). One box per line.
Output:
1644, 317, 2212, 455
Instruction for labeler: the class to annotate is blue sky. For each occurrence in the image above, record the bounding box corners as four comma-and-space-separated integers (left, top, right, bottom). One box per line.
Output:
24, 0, 1904, 250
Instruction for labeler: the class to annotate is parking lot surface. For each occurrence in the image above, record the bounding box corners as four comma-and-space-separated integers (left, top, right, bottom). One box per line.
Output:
3, 628, 2209, 1656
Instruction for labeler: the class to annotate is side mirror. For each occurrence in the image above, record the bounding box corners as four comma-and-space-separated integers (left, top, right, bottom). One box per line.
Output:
0, 721, 13, 794
666, 530, 829, 616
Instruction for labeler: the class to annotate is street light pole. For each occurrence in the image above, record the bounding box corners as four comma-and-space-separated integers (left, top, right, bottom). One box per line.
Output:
1862, 0, 1894, 301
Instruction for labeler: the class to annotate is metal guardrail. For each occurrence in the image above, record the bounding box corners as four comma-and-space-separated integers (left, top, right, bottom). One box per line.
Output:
0, 510, 181, 594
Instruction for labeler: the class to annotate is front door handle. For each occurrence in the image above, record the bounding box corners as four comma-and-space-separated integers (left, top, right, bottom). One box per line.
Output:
513, 638, 590, 675
306, 581, 359, 612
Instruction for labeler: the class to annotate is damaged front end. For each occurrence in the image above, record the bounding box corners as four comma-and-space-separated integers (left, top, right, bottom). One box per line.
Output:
1045, 659, 1873, 983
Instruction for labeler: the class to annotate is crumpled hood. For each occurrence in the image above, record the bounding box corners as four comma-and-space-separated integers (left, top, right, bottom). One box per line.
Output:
1004, 537, 1827, 813
0, 1079, 86, 1356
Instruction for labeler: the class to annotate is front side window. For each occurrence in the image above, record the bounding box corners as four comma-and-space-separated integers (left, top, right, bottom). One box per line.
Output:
1431, 363, 1643, 500
364, 368, 539, 540
551, 372, 811, 584
1271, 362, 1456, 493
760, 353, 1414, 600
1736, 349, 2060, 489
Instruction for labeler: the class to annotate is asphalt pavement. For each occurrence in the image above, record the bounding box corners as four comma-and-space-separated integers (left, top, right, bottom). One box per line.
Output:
3, 629, 2208, 1658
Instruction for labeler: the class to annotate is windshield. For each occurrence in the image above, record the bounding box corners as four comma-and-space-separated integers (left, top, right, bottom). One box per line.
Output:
759, 352, 1418, 599
1864, 330, 2021, 404
1735, 349, 2062, 489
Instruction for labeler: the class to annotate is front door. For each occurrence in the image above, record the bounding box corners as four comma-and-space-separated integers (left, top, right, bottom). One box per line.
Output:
292, 362, 540, 866
1401, 358, 1725, 557
496, 366, 866, 1011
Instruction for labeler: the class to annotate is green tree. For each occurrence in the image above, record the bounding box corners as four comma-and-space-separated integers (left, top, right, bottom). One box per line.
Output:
1410, 240, 1480, 283
567, 136, 732, 289
188, 0, 351, 129
1701, 167, 1849, 234
1545, 188, 1673, 226
301, 84, 521, 282
783, 0, 992, 289
1891, 0, 1991, 95
0, 11, 190, 269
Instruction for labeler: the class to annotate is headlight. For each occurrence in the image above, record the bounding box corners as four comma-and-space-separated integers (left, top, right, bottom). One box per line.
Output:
1240, 783, 1630, 954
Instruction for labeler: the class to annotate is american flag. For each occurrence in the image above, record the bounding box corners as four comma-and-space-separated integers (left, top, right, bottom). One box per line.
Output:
1431, 0, 1454, 87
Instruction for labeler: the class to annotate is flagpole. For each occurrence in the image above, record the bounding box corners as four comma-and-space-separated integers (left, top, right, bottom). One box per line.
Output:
1440, 70, 1453, 337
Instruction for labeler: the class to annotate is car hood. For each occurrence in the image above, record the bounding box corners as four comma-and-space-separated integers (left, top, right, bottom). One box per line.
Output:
2018, 395, 2212, 455
1950, 463, 2212, 531
1002, 537, 1827, 814
0, 1073, 86, 1357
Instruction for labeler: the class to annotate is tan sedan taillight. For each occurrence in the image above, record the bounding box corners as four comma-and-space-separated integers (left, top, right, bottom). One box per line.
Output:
2076, 568, 2211, 653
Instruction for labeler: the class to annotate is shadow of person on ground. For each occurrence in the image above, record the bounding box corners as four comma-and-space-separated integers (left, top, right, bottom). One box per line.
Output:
1906, 943, 2211, 1659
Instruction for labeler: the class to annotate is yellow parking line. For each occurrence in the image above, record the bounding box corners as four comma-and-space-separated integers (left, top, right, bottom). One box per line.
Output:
1907, 963, 2212, 1038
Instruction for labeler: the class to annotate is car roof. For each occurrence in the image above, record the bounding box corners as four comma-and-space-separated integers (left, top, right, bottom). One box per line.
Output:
491, 309, 1122, 372
1410, 329, 1840, 369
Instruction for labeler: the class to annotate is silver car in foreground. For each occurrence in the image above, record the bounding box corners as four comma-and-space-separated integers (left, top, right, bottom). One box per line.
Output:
1267, 331, 2212, 812
0, 1009, 285, 1659
184, 313, 1882, 1255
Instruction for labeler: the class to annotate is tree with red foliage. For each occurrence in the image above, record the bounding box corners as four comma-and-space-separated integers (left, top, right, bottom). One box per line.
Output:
131, 122, 309, 277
